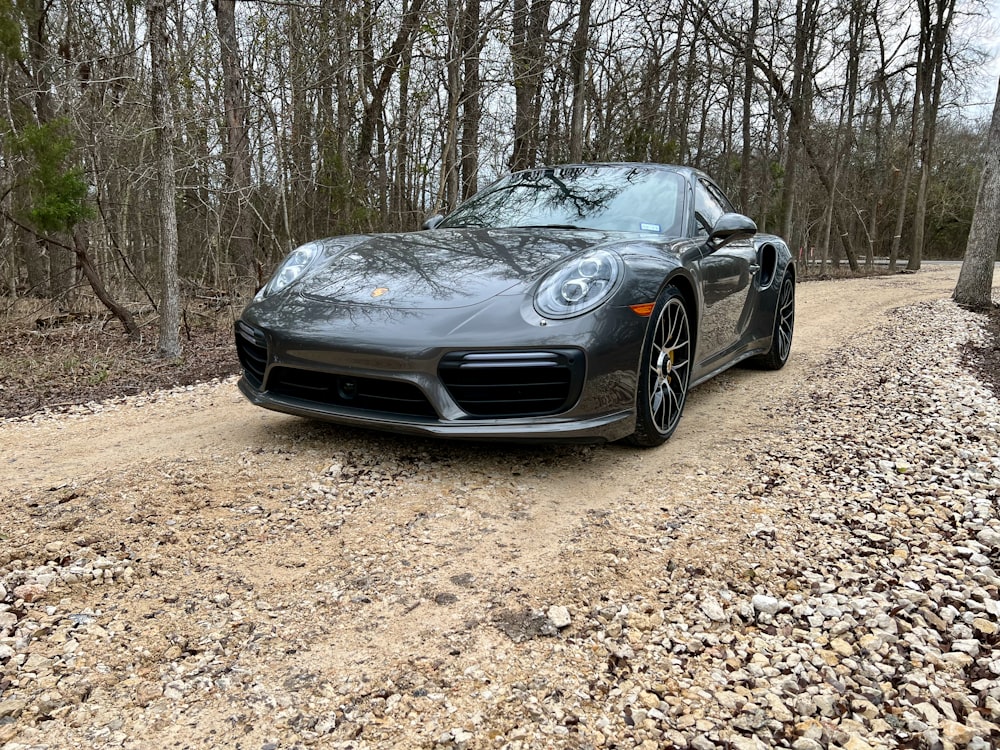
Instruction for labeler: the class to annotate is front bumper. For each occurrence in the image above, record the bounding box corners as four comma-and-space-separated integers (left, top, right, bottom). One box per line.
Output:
237, 375, 635, 442
235, 291, 648, 443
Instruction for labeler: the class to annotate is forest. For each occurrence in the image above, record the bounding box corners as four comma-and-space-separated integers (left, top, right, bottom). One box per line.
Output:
0, 0, 996, 335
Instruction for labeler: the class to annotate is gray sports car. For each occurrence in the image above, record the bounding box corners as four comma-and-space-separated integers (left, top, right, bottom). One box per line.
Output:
236, 163, 795, 445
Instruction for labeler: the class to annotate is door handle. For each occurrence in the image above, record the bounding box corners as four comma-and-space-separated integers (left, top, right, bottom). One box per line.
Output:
749, 263, 761, 274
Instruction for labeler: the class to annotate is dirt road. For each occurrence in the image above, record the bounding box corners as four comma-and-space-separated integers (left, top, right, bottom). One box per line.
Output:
2, 264, 997, 750
0, 267, 962, 493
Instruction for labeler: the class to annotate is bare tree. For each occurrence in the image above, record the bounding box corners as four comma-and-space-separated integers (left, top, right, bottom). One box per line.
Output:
356, 0, 426, 164
568, 0, 593, 162
510, 0, 552, 170
953, 77, 999, 309
738, 0, 759, 210
460, 0, 483, 199
215, 0, 256, 286
908, 0, 957, 271
147, 0, 181, 357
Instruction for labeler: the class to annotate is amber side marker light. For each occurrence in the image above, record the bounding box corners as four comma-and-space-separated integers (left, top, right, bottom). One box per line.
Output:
629, 302, 656, 317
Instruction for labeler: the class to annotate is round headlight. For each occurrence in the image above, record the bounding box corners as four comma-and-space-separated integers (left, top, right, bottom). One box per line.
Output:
256, 241, 324, 299
534, 249, 622, 319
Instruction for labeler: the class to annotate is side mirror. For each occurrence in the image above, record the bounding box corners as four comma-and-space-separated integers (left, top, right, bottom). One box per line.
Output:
422, 214, 445, 230
708, 213, 756, 247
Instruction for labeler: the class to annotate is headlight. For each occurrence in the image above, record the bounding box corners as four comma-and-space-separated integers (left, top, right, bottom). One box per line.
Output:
256, 241, 324, 299
534, 249, 622, 319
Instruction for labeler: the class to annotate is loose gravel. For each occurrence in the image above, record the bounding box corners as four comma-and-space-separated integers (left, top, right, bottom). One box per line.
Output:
1, 291, 998, 749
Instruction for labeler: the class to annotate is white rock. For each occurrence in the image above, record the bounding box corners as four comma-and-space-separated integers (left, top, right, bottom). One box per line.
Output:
751, 594, 784, 615
547, 606, 571, 629
700, 596, 726, 622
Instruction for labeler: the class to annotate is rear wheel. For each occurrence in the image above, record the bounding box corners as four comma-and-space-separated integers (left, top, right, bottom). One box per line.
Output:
755, 274, 795, 370
628, 287, 692, 447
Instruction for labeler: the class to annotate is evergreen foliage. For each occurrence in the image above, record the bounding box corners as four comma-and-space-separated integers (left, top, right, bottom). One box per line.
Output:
10, 119, 92, 234
0, 0, 20, 61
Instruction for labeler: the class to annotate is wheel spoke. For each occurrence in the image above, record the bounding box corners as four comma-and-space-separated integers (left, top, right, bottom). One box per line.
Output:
650, 386, 664, 425
667, 306, 684, 345
668, 384, 681, 414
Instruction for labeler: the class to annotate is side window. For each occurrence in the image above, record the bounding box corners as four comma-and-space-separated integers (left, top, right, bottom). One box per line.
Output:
705, 180, 736, 214
694, 180, 725, 236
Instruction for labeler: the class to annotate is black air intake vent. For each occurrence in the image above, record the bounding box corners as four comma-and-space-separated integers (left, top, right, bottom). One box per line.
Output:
267, 368, 437, 418
235, 322, 267, 386
438, 350, 585, 417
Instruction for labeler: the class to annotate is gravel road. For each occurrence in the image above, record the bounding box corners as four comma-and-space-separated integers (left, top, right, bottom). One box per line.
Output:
1, 265, 998, 750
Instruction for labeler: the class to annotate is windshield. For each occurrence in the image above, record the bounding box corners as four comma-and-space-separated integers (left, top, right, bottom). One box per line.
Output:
439, 165, 685, 235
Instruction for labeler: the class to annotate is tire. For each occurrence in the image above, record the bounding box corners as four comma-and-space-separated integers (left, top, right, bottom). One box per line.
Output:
755, 273, 795, 370
627, 287, 692, 447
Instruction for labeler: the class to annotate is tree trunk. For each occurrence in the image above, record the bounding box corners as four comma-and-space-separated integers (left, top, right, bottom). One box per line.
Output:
568, 0, 592, 163
909, 0, 956, 271
147, 0, 181, 358
781, 0, 810, 245
438, 0, 461, 211
739, 0, 759, 210
889, 81, 920, 271
510, 0, 551, 171
73, 225, 140, 337
460, 0, 481, 198
394, 33, 413, 225
953, 77, 1000, 308
214, 0, 256, 285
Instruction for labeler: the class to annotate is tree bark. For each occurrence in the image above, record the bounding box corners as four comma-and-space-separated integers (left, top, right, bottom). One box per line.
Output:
780, 0, 813, 248
909, 0, 956, 271
889, 79, 920, 271
510, 0, 551, 171
568, 0, 592, 163
214, 0, 256, 284
147, 0, 181, 358
460, 0, 481, 199
739, 0, 759, 210
394, 30, 413, 225
73, 225, 140, 337
438, 0, 461, 211
953, 77, 1000, 309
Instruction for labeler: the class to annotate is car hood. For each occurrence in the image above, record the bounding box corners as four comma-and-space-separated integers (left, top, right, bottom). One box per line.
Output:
294, 227, 616, 309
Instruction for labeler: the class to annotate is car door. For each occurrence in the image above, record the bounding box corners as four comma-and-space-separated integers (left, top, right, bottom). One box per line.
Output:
693, 178, 758, 365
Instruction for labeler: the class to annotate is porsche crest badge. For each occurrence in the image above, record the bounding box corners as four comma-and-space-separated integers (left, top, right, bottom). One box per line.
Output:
371, 287, 389, 298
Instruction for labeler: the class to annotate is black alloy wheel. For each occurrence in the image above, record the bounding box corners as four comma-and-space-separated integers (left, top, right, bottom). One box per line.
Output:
756, 274, 795, 371
628, 287, 692, 447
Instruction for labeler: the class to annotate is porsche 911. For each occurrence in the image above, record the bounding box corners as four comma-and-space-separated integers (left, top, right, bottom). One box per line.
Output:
235, 163, 795, 445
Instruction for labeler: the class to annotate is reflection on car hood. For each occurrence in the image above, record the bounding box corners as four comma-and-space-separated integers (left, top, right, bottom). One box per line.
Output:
295, 227, 614, 309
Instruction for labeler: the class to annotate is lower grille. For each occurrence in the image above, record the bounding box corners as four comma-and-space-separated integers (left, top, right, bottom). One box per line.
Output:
235, 321, 267, 386
267, 367, 437, 418
439, 350, 585, 417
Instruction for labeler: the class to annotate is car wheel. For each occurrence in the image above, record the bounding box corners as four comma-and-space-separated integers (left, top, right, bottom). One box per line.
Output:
628, 287, 692, 447
755, 273, 795, 370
